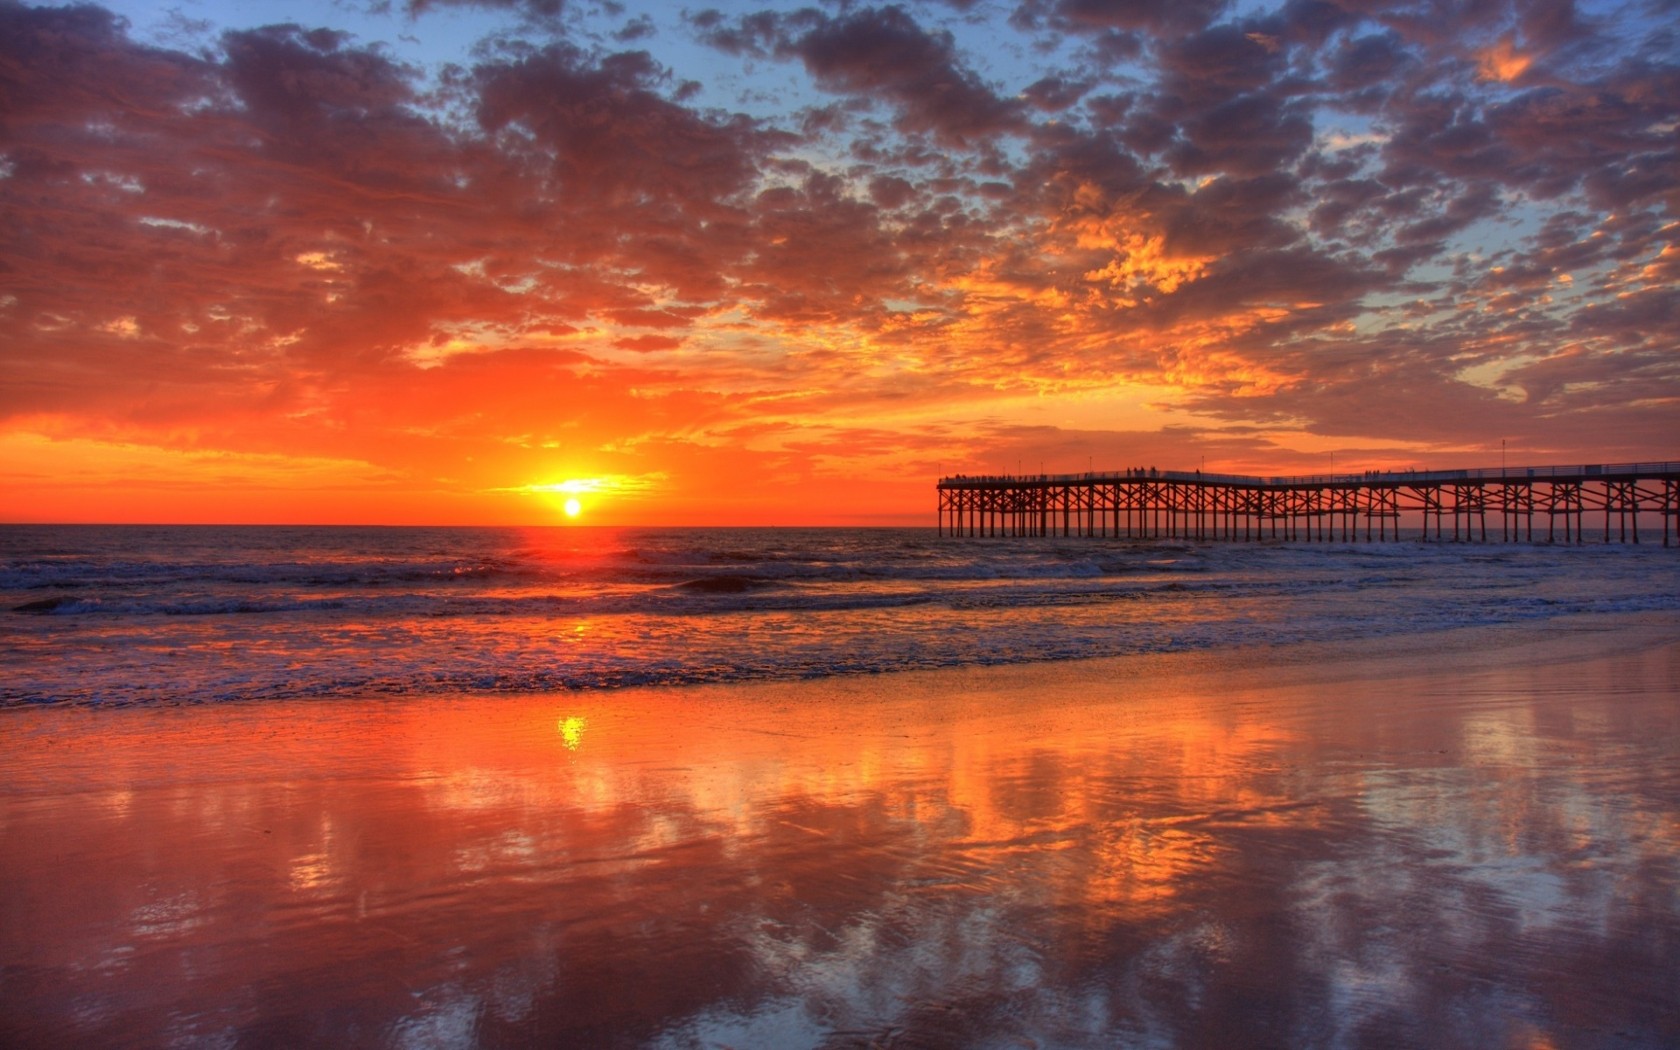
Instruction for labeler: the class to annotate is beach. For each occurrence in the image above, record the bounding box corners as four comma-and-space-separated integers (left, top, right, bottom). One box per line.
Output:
4, 612, 1677, 1048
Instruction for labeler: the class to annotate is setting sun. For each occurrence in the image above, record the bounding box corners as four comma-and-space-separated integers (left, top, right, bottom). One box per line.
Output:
563, 498, 582, 518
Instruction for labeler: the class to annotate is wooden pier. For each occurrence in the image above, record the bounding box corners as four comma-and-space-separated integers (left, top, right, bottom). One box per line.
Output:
938, 463, 1680, 545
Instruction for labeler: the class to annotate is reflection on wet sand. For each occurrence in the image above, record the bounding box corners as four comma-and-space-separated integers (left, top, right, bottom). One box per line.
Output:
3, 624, 1678, 1048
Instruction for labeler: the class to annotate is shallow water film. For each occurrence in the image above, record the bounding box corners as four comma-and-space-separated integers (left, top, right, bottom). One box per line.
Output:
3, 630, 1678, 1048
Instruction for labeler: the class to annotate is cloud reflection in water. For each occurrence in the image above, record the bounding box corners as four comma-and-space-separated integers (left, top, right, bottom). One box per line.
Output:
2, 636, 1677, 1047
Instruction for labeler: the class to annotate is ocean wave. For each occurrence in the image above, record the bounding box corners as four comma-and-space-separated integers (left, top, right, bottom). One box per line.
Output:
0, 558, 543, 593
12, 581, 1675, 708
12, 596, 96, 615
674, 574, 777, 594
11, 595, 353, 617
4, 525, 1678, 707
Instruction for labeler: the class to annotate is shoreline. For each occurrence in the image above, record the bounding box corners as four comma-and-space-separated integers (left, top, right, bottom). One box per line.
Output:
710, 606, 1680, 708
6, 605, 1675, 720
6, 610, 1676, 812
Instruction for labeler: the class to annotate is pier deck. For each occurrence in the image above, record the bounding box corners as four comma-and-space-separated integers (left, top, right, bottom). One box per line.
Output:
937, 463, 1680, 545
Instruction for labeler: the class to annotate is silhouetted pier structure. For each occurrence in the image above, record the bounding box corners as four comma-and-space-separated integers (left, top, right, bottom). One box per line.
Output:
938, 463, 1680, 545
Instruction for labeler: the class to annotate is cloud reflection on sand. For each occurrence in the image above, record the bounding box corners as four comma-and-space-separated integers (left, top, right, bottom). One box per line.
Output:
2, 629, 1678, 1047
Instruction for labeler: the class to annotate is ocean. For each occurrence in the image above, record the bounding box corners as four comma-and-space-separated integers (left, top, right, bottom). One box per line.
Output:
6, 525, 1680, 1048
5, 524, 1678, 707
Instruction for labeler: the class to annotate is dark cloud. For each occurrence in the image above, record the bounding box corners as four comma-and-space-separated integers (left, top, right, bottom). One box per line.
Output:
1307, 176, 1390, 243
1515, 0, 1596, 53
1020, 75, 1092, 111
401, 0, 566, 22
219, 24, 432, 169
1163, 175, 1307, 257
1269, 0, 1358, 48
472, 45, 770, 216
868, 174, 919, 209
781, 6, 1028, 148
686, 7, 788, 56
0, 3, 202, 132
1328, 32, 1415, 96
1163, 91, 1316, 176
1155, 23, 1286, 108
1487, 74, 1680, 201
614, 15, 656, 42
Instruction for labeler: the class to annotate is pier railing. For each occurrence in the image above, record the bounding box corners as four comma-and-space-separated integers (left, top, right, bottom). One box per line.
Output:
937, 462, 1680, 545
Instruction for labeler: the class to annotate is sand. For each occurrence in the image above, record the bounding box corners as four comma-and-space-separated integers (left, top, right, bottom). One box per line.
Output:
3, 613, 1678, 1048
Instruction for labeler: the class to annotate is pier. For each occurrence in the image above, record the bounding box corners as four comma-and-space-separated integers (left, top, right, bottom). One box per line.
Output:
937, 463, 1680, 545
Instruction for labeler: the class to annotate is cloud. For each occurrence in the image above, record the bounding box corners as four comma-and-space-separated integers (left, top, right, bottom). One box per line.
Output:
1020, 75, 1092, 112
398, 0, 566, 23
1163, 91, 1317, 177
779, 6, 1029, 148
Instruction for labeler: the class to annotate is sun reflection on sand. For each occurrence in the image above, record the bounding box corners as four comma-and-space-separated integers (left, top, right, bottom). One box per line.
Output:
558, 715, 586, 751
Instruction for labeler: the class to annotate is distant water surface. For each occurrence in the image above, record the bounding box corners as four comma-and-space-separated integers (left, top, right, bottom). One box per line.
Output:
4, 525, 1678, 705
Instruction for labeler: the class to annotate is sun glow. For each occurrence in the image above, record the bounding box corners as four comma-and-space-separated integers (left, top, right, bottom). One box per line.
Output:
496, 474, 672, 523
534, 479, 595, 520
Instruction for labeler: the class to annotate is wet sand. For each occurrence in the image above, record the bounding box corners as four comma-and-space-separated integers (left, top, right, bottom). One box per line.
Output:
3, 614, 1678, 1048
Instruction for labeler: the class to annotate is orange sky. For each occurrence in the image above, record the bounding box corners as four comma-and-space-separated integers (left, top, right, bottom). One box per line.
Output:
2, 0, 1675, 525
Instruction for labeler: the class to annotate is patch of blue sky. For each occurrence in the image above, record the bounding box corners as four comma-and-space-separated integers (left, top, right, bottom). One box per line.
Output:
927, 2, 1081, 86
97, 0, 497, 66
1312, 110, 1387, 155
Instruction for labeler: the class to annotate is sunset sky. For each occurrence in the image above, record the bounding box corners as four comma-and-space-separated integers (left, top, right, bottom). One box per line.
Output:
2, 0, 1675, 525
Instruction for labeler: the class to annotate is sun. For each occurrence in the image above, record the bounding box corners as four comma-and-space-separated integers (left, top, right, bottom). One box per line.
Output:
563, 497, 582, 518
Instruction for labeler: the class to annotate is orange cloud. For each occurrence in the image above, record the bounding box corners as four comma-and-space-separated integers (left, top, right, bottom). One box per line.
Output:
1477, 37, 1532, 83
